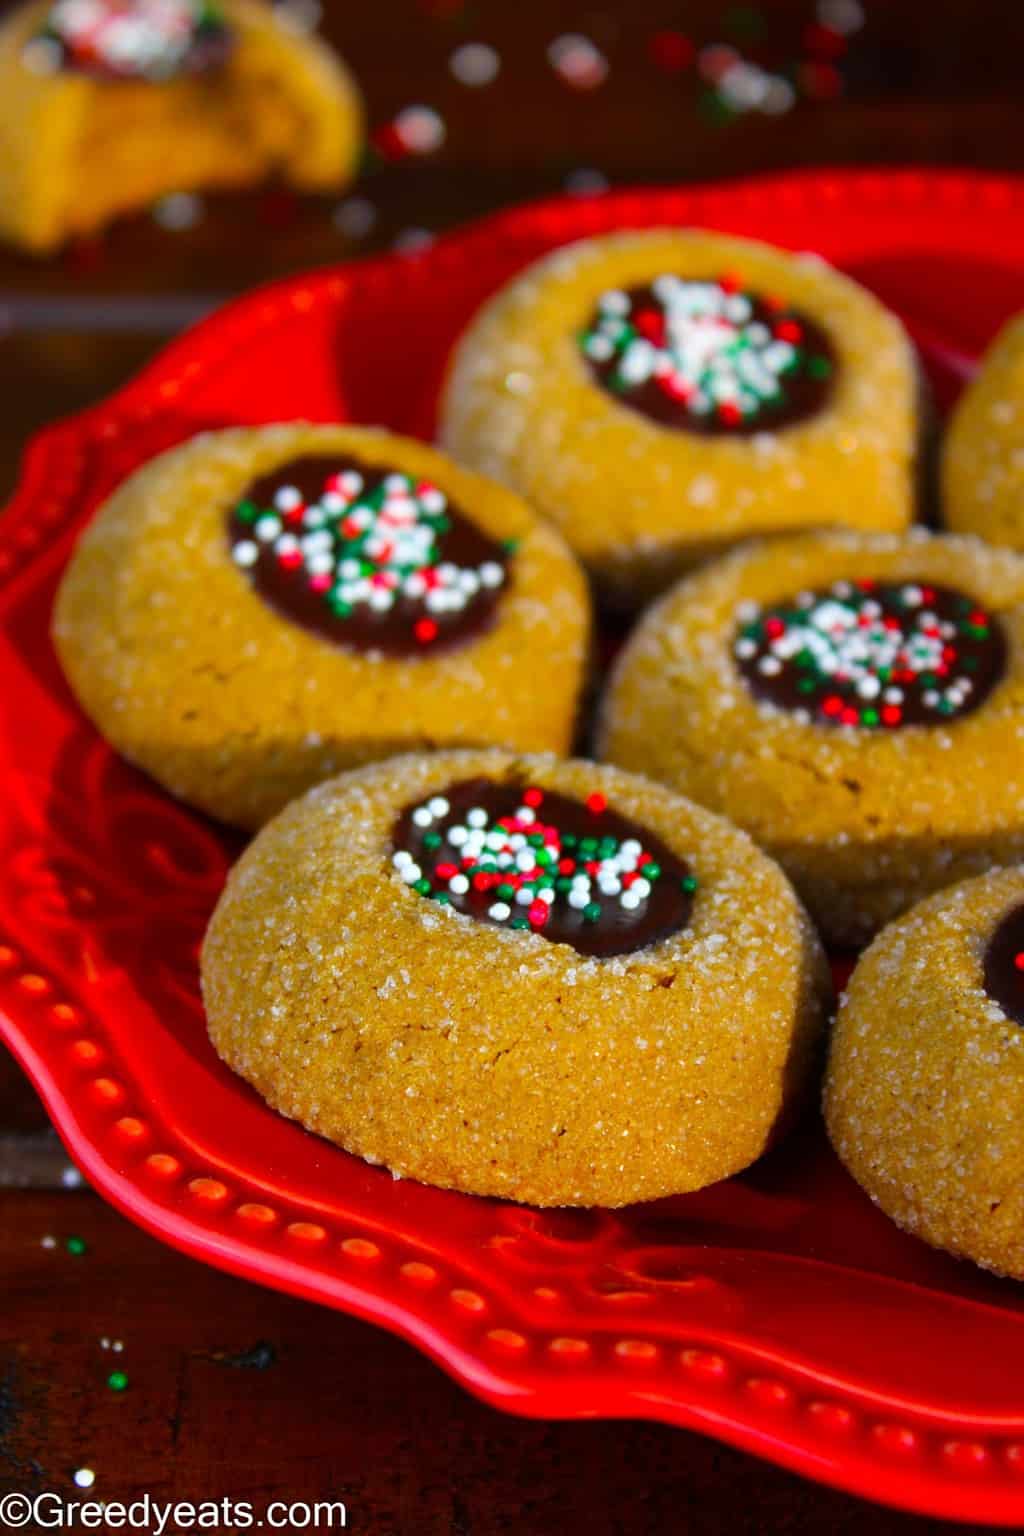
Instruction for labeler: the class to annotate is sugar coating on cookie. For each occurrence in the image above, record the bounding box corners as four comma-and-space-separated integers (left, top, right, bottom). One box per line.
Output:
825, 866, 1024, 1278
944, 311, 1024, 551
598, 529, 1024, 947
439, 230, 917, 609
201, 750, 829, 1207
53, 424, 590, 829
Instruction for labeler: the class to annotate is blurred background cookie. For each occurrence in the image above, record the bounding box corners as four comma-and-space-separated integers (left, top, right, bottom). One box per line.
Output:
0, 0, 363, 252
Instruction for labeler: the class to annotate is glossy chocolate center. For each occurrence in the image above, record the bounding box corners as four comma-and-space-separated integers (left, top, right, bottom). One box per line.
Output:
30, 0, 232, 81
579, 275, 835, 435
228, 456, 512, 658
733, 579, 1006, 729
983, 903, 1024, 1028
391, 778, 697, 958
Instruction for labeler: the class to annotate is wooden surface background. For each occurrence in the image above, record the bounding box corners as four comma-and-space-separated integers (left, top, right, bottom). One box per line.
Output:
2, 2, 1023, 1530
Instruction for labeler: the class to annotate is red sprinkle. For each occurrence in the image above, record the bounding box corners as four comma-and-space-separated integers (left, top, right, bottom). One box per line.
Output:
1015, 953, 1024, 972
523, 787, 544, 808
634, 308, 666, 344
586, 792, 608, 814
414, 618, 438, 644
647, 28, 694, 74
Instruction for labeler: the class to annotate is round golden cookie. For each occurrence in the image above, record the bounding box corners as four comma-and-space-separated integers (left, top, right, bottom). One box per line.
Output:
201, 750, 829, 1207
599, 529, 1024, 948
53, 424, 590, 830
0, 0, 363, 253
944, 312, 1024, 550
438, 229, 918, 610
825, 866, 1024, 1278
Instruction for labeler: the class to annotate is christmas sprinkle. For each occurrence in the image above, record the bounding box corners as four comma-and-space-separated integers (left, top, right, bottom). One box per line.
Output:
450, 42, 500, 87
28, 0, 231, 81
107, 1371, 129, 1392
392, 780, 697, 958
733, 580, 1007, 729
547, 34, 608, 91
230, 457, 510, 655
579, 275, 834, 434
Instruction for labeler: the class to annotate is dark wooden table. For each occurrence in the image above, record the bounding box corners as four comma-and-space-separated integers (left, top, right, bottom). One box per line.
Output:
2, 2, 1022, 1529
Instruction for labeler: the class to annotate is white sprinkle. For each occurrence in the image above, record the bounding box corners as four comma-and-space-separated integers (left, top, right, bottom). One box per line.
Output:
394, 105, 446, 155
74, 1469, 95, 1490
333, 197, 377, 240
232, 540, 258, 568
548, 33, 608, 89
450, 41, 500, 87
152, 191, 204, 231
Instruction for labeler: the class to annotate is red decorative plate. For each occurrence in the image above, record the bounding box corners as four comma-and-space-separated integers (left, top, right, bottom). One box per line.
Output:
4, 169, 1024, 1524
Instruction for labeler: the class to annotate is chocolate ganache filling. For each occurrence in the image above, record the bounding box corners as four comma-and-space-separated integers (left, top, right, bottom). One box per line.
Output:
578, 274, 835, 435
733, 579, 1006, 729
391, 778, 697, 958
228, 456, 512, 657
983, 903, 1024, 1029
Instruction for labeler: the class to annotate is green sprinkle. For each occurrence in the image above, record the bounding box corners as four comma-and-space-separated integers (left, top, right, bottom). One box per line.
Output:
583, 902, 602, 923
235, 500, 259, 523
511, 917, 529, 930
645, 863, 662, 881
861, 708, 879, 727
682, 876, 698, 894
502, 538, 520, 554
414, 878, 431, 896
423, 831, 441, 850
66, 1236, 87, 1257
434, 892, 451, 905
808, 355, 832, 379
497, 884, 515, 901
107, 1371, 128, 1392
